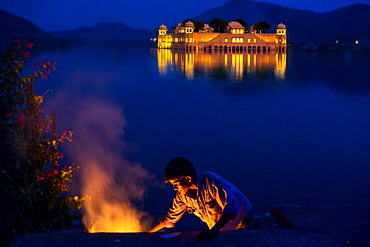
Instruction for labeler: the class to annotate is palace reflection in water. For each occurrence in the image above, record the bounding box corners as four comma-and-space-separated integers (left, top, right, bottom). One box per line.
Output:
155, 49, 286, 81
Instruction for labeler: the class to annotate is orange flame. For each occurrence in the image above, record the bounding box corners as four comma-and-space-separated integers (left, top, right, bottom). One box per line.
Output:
57, 98, 153, 233
81, 163, 149, 233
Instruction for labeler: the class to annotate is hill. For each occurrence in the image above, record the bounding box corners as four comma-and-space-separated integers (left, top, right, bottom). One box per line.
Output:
0, 9, 68, 52
50, 22, 156, 46
2, 0, 370, 50
192, 0, 370, 44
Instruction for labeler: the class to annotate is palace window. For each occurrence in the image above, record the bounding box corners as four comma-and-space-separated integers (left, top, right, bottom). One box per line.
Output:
254, 39, 257, 43
225, 38, 228, 42
231, 38, 245, 43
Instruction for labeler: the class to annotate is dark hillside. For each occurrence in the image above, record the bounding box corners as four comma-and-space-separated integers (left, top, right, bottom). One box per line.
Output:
0, 9, 66, 52
324, 4, 370, 42
51, 22, 156, 46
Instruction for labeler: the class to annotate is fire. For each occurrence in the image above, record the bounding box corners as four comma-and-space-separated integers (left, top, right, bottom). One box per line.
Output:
81, 162, 150, 233
58, 98, 153, 233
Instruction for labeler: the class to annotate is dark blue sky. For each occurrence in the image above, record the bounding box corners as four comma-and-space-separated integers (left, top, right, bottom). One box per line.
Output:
1, 0, 370, 31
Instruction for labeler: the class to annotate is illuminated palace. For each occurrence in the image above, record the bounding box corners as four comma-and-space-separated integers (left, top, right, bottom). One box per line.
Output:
157, 21, 287, 52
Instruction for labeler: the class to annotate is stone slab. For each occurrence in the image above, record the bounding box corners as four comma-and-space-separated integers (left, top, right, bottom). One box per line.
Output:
9, 204, 370, 247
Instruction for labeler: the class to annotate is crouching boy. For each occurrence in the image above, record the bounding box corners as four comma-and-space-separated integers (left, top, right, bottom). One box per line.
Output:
149, 157, 254, 240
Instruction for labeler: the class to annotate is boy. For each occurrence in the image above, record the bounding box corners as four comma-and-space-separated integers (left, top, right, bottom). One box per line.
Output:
149, 157, 254, 240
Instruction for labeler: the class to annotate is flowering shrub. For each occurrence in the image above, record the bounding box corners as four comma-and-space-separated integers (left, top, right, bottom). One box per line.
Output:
0, 39, 84, 238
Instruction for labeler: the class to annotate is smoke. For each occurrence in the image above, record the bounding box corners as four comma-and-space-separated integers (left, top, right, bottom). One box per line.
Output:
39, 67, 155, 232
45, 86, 153, 232
64, 98, 153, 232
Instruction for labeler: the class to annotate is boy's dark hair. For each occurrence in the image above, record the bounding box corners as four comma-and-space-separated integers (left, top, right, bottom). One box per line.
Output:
164, 157, 197, 182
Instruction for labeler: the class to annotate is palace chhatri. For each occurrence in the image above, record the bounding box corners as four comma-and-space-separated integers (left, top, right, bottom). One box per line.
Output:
157, 20, 287, 52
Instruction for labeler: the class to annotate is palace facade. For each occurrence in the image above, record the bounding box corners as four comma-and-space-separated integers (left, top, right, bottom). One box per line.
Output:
157, 21, 287, 52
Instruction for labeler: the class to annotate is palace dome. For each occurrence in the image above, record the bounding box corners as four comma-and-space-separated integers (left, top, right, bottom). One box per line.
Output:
277, 22, 286, 29
159, 24, 167, 30
185, 21, 195, 27
227, 21, 244, 29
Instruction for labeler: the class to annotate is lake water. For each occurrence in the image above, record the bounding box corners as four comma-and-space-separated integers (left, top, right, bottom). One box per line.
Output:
30, 45, 370, 231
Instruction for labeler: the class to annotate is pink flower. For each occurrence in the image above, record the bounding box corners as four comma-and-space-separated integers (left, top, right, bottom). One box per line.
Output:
42, 75, 48, 79
6, 112, 13, 118
23, 39, 33, 48
37, 177, 44, 181
57, 152, 64, 159
12, 39, 21, 43
18, 114, 25, 122
34, 62, 41, 67
22, 50, 30, 58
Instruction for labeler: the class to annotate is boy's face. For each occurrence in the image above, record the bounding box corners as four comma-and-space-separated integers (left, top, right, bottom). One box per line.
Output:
168, 176, 192, 194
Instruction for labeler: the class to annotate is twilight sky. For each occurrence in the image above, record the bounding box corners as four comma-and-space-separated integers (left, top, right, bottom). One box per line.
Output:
1, 0, 370, 31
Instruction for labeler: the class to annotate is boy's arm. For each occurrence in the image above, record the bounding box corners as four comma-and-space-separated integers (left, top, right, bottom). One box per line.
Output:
149, 222, 165, 233
198, 214, 235, 240
149, 193, 187, 233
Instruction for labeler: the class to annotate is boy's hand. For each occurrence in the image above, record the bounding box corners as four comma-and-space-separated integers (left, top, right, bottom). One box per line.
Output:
197, 214, 235, 241
197, 229, 219, 241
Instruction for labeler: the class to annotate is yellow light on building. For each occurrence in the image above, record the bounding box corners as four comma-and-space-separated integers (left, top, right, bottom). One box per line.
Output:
355, 40, 359, 45
335, 40, 339, 44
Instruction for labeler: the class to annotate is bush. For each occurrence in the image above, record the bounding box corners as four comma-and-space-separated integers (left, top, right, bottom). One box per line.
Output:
0, 39, 84, 244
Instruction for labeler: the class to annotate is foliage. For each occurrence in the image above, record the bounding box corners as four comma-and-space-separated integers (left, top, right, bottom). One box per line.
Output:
209, 18, 229, 33
252, 21, 271, 33
0, 39, 85, 239
233, 19, 248, 29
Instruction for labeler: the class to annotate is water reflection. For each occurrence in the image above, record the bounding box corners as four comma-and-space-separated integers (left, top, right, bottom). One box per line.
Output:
156, 49, 286, 81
